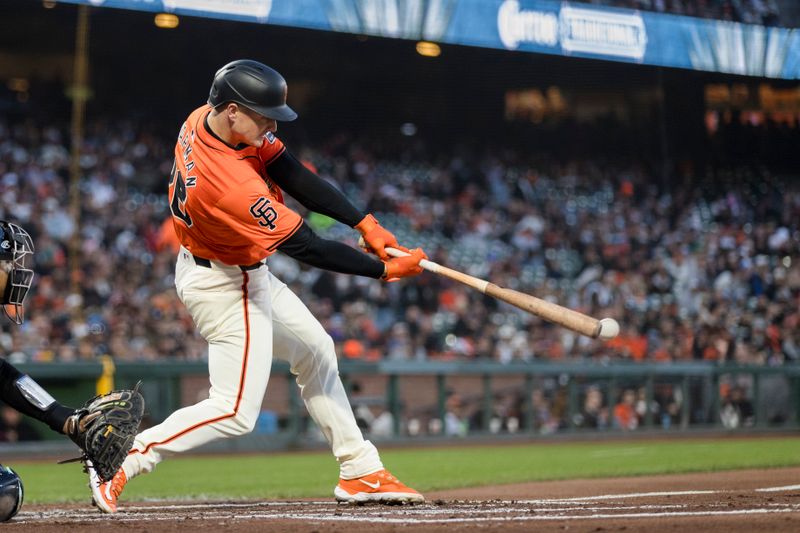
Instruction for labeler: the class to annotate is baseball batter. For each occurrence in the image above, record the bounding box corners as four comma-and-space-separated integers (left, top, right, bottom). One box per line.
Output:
88, 60, 427, 512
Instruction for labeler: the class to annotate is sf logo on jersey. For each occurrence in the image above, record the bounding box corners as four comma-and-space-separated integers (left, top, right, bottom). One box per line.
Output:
250, 197, 279, 230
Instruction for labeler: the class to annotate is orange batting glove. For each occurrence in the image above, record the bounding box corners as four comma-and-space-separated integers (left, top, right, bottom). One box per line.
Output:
381, 248, 427, 282
355, 214, 408, 260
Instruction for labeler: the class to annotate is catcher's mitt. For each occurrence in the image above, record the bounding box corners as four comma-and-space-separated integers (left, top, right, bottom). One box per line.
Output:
60, 383, 145, 482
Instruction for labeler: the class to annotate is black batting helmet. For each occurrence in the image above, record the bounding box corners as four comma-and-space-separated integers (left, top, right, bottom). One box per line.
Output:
208, 60, 297, 122
0, 221, 34, 325
0, 465, 23, 522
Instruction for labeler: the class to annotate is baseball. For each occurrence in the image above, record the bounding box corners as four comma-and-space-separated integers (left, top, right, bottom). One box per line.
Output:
598, 318, 620, 340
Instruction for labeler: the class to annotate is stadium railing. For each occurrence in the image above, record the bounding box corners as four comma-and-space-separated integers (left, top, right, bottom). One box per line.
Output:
10, 361, 799, 449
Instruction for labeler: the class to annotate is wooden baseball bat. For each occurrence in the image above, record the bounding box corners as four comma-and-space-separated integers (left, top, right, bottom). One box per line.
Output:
385, 247, 618, 339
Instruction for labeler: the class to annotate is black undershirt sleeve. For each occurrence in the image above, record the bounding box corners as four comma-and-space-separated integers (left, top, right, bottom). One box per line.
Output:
0, 358, 74, 433
277, 222, 384, 279
265, 151, 365, 227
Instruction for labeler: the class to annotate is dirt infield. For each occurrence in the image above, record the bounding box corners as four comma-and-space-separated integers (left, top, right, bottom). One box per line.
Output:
7, 467, 800, 532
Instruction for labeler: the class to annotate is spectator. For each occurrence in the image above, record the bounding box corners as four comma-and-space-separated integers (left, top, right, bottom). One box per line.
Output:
653, 383, 681, 429
720, 385, 755, 428
530, 389, 560, 434
0, 405, 41, 442
349, 381, 375, 433
575, 385, 609, 429
613, 389, 639, 430
444, 392, 468, 437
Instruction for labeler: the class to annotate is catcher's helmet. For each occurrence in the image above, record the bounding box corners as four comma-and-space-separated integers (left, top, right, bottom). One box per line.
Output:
0, 465, 23, 522
0, 220, 34, 324
208, 60, 297, 122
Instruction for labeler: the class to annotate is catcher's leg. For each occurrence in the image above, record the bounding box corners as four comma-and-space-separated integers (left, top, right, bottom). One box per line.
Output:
269, 273, 383, 478
123, 256, 274, 479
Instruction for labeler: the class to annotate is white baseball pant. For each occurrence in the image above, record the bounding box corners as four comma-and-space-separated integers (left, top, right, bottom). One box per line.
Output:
121, 247, 383, 480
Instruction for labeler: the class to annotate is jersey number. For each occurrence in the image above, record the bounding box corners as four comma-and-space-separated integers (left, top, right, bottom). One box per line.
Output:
169, 163, 193, 227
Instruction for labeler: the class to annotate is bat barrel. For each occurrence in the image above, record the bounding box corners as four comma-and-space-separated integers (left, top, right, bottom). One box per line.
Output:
384, 246, 606, 338
485, 284, 601, 338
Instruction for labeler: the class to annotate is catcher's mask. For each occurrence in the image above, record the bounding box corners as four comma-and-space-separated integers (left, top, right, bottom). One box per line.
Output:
0, 221, 34, 324
0, 465, 23, 522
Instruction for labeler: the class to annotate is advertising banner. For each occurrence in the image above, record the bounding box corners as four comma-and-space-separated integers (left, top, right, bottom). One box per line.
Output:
58, 0, 800, 79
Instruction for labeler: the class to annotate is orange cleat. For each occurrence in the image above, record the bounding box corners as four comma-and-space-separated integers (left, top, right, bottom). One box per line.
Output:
334, 469, 424, 504
87, 462, 127, 514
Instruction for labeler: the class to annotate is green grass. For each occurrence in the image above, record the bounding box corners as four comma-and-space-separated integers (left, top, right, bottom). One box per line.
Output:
12, 436, 800, 503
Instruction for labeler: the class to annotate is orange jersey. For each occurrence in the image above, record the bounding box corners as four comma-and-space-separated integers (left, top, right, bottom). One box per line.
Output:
168, 105, 302, 265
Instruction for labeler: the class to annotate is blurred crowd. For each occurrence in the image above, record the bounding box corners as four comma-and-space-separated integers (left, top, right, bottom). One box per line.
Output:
350, 374, 788, 439
0, 116, 798, 371
583, 0, 782, 25
0, 117, 203, 362
298, 133, 799, 369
